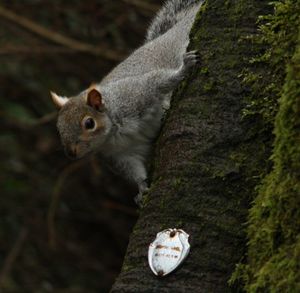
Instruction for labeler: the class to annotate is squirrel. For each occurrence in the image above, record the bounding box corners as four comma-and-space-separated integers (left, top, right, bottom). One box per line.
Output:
50, 0, 203, 205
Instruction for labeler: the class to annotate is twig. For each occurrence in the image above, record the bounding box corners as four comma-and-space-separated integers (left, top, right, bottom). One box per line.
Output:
2, 111, 57, 131
0, 5, 125, 61
122, 0, 160, 12
33, 111, 57, 126
47, 160, 87, 249
0, 45, 95, 55
0, 227, 28, 288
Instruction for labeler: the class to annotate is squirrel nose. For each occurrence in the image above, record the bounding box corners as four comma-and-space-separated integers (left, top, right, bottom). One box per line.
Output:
65, 145, 77, 159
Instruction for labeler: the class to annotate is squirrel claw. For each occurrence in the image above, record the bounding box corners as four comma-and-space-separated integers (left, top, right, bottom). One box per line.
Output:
183, 50, 200, 68
134, 183, 149, 208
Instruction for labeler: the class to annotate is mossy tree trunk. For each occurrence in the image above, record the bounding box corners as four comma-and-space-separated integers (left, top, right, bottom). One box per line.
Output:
112, 1, 271, 292
243, 33, 300, 293
241, 9, 300, 291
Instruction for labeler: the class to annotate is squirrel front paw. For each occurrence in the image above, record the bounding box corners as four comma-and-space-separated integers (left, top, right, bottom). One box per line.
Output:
183, 50, 201, 69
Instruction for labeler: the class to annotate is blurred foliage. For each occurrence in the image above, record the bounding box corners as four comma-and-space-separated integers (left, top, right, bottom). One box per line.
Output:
0, 0, 162, 292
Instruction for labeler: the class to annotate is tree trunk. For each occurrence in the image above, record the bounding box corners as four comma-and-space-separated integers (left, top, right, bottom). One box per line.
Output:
112, 1, 271, 292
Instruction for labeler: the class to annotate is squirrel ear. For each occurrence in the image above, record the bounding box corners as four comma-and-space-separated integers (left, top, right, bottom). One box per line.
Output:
50, 91, 69, 108
87, 88, 104, 111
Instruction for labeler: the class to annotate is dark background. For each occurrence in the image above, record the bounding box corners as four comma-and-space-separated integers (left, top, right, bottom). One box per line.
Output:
0, 1, 162, 292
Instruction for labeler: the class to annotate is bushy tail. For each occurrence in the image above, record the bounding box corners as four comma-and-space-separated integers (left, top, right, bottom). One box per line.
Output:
145, 0, 202, 42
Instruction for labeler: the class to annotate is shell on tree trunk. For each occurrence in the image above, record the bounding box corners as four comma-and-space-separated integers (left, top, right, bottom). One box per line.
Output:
148, 229, 190, 276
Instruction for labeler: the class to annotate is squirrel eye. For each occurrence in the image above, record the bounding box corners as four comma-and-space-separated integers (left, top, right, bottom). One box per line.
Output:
83, 117, 96, 130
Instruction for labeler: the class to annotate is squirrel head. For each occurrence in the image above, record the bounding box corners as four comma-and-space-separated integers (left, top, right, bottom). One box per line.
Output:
51, 87, 113, 159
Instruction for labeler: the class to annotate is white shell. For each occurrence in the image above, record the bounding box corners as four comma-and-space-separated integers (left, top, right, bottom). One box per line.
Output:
148, 228, 190, 276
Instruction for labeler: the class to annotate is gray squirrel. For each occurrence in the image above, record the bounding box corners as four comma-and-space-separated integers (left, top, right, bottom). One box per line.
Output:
51, 0, 203, 204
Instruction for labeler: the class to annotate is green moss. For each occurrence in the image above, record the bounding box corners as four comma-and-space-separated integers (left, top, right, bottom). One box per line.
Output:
121, 263, 135, 273
245, 37, 300, 292
202, 79, 215, 92
190, 1, 207, 38
229, 0, 254, 22
172, 177, 183, 189
241, 0, 300, 126
200, 67, 208, 74
231, 1, 300, 291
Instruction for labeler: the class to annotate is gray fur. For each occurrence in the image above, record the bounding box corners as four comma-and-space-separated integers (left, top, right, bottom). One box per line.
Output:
55, 0, 202, 204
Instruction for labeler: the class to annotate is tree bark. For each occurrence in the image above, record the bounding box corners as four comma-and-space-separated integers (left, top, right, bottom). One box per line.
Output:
112, 1, 271, 292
